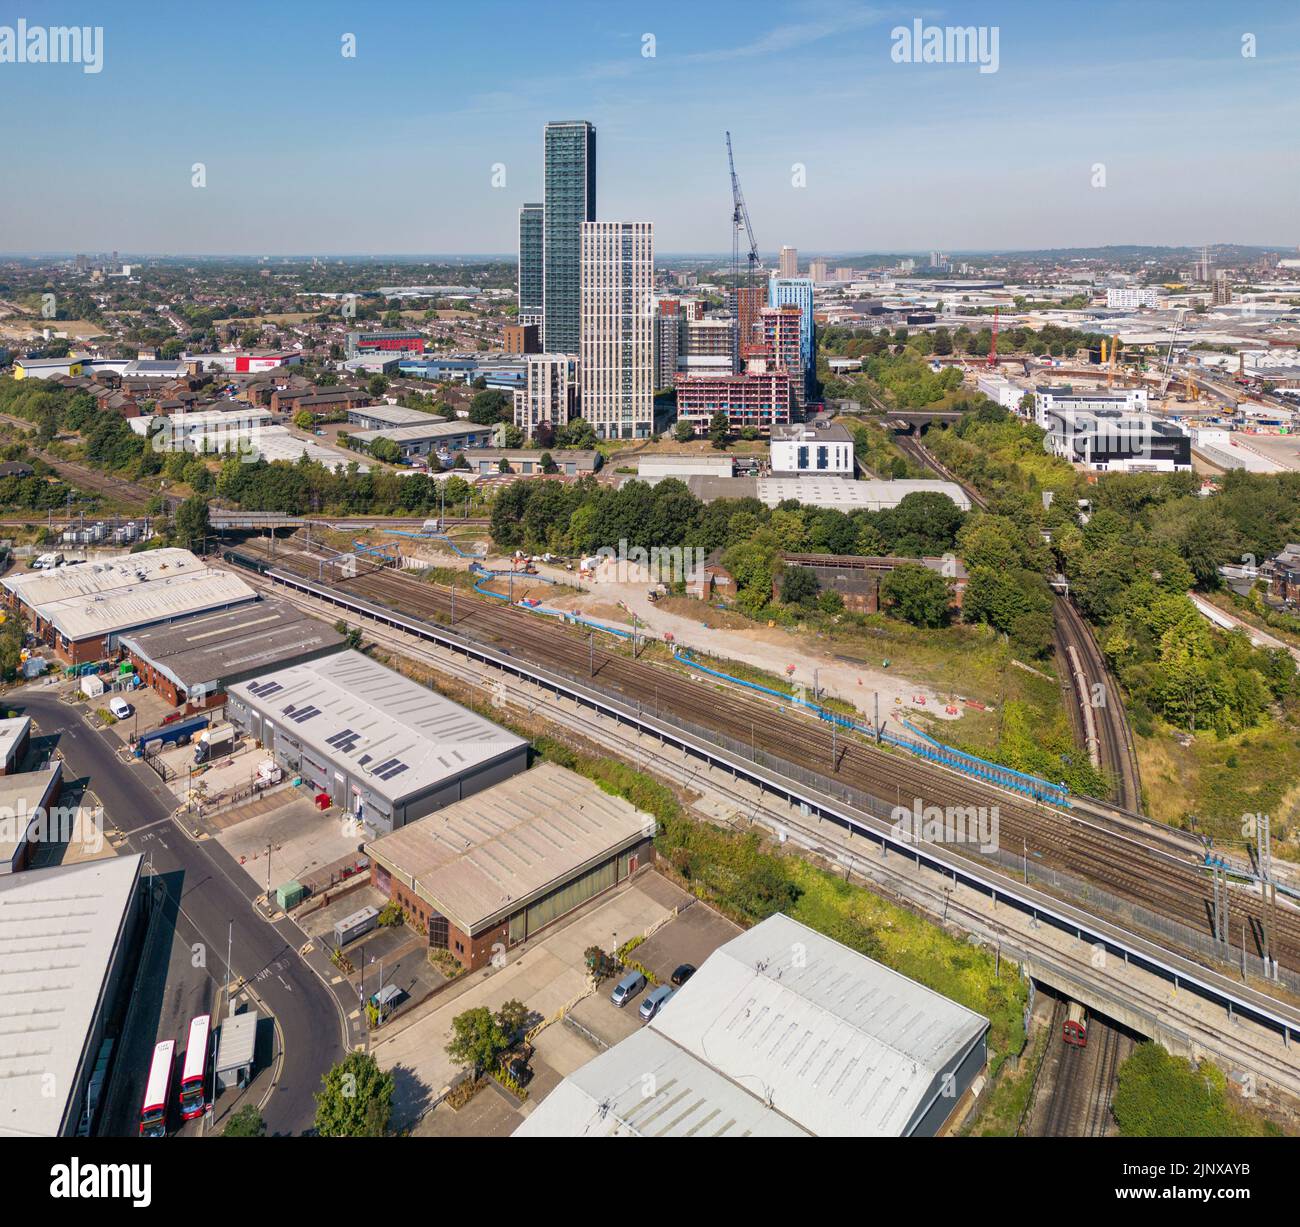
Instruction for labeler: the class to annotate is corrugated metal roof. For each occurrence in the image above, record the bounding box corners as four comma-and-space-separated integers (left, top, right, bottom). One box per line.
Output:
366, 762, 654, 933
228, 650, 526, 807
516, 914, 989, 1138
651, 914, 988, 1136
0, 855, 143, 1137
513, 1027, 809, 1138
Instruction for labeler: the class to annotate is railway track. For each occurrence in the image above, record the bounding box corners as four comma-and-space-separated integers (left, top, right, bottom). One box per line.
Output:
226, 537, 1300, 980
1039, 1006, 1131, 1137
893, 427, 1142, 808
1054, 594, 1143, 810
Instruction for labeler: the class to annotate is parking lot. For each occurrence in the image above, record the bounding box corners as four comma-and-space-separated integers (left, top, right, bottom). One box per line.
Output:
215, 794, 366, 898
296, 887, 449, 1019
378, 871, 744, 1135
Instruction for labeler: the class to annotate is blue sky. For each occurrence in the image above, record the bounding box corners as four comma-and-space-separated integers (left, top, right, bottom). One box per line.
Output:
2, 0, 1299, 255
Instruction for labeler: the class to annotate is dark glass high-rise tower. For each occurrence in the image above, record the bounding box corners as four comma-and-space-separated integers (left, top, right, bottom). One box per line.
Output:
517, 202, 544, 325
542, 120, 596, 355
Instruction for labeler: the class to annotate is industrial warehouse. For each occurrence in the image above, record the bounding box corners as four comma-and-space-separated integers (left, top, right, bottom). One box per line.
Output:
1, 548, 256, 665
120, 599, 347, 707
226, 650, 528, 832
515, 914, 990, 1138
364, 762, 657, 969
0, 855, 148, 1137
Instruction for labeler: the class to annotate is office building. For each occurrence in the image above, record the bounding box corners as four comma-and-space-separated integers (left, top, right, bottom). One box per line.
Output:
770, 418, 855, 476
1033, 386, 1148, 428
768, 276, 815, 400
580, 220, 655, 440
517, 202, 544, 325
809, 258, 829, 283
779, 245, 798, 278
543, 120, 597, 355
1213, 270, 1233, 306
513, 353, 578, 439
1105, 287, 1159, 310
1043, 408, 1192, 472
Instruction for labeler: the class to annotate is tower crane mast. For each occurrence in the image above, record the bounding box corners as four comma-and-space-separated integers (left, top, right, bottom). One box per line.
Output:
726, 132, 761, 291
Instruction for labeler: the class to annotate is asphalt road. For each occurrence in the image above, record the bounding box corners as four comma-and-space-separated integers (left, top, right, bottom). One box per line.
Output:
17, 689, 344, 1135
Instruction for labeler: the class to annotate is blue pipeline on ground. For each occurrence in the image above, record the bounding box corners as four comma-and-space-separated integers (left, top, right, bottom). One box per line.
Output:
673, 646, 1069, 805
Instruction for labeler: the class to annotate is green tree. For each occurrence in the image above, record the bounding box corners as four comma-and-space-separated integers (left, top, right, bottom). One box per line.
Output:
674, 419, 695, 443
313, 1051, 395, 1138
446, 1006, 510, 1077
293, 410, 314, 431
173, 495, 210, 553
708, 411, 730, 450
780, 565, 820, 607
880, 563, 950, 627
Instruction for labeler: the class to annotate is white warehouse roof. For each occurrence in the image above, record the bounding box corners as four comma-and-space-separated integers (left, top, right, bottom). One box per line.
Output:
514, 1026, 810, 1138
517, 913, 988, 1138
2, 549, 258, 643
0, 855, 143, 1137
757, 477, 972, 512
228, 650, 526, 807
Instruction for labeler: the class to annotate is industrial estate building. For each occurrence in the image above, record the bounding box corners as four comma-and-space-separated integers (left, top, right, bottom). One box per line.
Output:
347, 418, 496, 461
0, 763, 63, 874
1, 548, 257, 665
0, 715, 32, 775
0, 855, 148, 1136
365, 762, 656, 970
516, 913, 989, 1138
227, 651, 528, 832
120, 599, 347, 707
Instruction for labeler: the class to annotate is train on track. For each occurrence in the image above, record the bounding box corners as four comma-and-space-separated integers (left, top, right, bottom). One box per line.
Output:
1063, 1001, 1089, 1048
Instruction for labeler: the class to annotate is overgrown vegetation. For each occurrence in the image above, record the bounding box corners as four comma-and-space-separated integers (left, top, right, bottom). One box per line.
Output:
1112, 1044, 1280, 1137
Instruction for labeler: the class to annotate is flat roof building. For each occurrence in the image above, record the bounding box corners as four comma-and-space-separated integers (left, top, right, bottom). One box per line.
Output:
0, 763, 63, 874
366, 761, 656, 969
0, 855, 147, 1136
120, 599, 347, 707
0, 715, 32, 775
516, 913, 989, 1138
347, 403, 454, 431
347, 418, 496, 461
2, 549, 258, 665
227, 650, 528, 833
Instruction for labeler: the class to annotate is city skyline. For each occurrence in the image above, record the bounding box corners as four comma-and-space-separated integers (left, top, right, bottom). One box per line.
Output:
3, 0, 1299, 255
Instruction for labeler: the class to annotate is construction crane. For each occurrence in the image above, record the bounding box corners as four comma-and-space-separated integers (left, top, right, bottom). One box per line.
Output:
1158, 308, 1189, 400
726, 132, 761, 293
986, 307, 999, 367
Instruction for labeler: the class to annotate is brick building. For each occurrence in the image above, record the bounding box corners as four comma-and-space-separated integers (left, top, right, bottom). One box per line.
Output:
365, 763, 656, 971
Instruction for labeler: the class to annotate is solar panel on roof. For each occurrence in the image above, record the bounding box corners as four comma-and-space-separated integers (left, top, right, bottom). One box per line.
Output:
326, 728, 357, 747
289, 705, 321, 723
